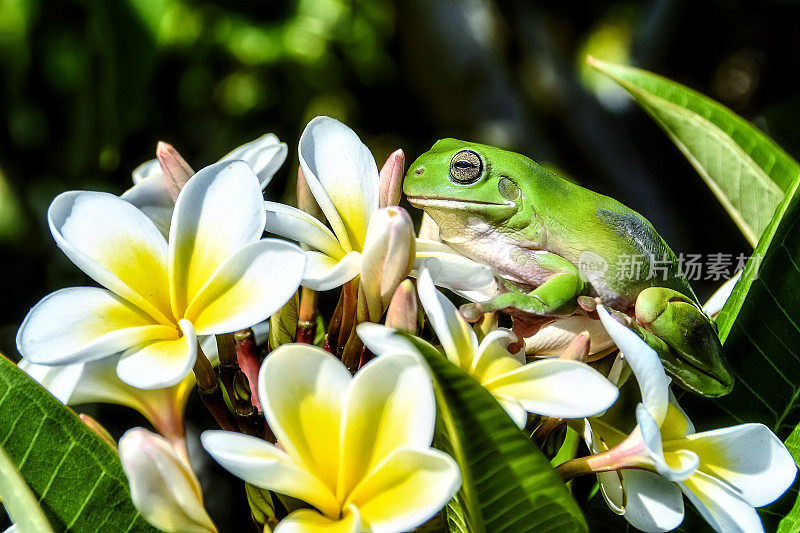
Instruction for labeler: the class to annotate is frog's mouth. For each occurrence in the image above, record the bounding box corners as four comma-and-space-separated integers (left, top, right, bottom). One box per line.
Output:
406, 195, 516, 211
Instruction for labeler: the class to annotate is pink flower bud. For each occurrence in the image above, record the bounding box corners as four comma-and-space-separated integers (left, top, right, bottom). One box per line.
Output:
359, 206, 416, 322
379, 149, 405, 208
156, 141, 195, 202
385, 279, 419, 333
120, 428, 217, 533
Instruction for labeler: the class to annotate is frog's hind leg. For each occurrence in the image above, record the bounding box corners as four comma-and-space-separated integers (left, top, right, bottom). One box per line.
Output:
634, 287, 733, 397
460, 272, 585, 322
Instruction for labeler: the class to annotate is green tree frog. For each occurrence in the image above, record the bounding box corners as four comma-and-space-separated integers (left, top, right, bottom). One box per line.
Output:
404, 139, 732, 397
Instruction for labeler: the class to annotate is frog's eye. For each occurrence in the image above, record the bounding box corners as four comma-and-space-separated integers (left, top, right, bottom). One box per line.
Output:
449, 150, 483, 184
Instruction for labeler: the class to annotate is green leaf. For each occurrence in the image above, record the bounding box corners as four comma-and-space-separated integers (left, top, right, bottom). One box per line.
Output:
269, 290, 299, 350
0, 442, 55, 532
675, 172, 800, 531
406, 335, 588, 533
0, 354, 157, 532
244, 483, 278, 532
589, 57, 800, 246
778, 425, 800, 533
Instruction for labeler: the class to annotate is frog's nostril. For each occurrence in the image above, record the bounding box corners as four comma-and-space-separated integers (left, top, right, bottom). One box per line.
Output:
415, 166, 424, 175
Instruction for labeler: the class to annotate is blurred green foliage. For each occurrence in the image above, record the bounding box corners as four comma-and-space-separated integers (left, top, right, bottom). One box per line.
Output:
1, 0, 799, 529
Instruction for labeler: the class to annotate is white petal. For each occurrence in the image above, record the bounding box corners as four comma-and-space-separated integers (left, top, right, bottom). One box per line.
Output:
121, 173, 175, 238
274, 507, 360, 533
117, 319, 197, 389
346, 448, 460, 533
597, 469, 626, 515
120, 428, 216, 533
263, 201, 346, 259
484, 359, 619, 419
17, 287, 174, 365
302, 251, 362, 291
637, 404, 698, 482
470, 329, 524, 383
680, 471, 765, 533
132, 159, 161, 184
201, 431, 338, 518
200, 335, 220, 367
299, 116, 379, 252
661, 391, 696, 439
169, 161, 266, 317
412, 240, 495, 295
416, 268, 479, 368
495, 396, 528, 428
684, 423, 797, 507
259, 344, 352, 493
186, 239, 305, 335
48, 191, 173, 324
65, 355, 134, 405
597, 306, 670, 424
18, 360, 84, 404
621, 469, 685, 532
339, 352, 435, 496
702, 270, 742, 316
219, 133, 287, 189
357, 323, 425, 356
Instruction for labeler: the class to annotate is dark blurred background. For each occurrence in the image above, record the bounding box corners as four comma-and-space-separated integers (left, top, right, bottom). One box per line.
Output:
1, 0, 799, 529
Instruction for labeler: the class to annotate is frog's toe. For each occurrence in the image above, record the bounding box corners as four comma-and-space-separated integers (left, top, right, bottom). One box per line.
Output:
459, 303, 484, 322
577, 295, 601, 312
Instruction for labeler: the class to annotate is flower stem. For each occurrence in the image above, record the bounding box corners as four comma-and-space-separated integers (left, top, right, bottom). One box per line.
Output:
216, 333, 268, 440
556, 428, 647, 480
234, 329, 262, 410
326, 279, 358, 359
296, 287, 318, 344
194, 343, 237, 432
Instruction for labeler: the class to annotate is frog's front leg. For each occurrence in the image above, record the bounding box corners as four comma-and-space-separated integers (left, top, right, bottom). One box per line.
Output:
460, 252, 586, 321
633, 287, 733, 397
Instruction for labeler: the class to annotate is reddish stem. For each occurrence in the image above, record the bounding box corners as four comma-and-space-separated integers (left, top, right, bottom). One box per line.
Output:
234, 329, 262, 411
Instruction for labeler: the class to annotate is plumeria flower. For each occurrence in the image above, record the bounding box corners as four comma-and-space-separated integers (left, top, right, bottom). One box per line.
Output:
262, 116, 494, 293
571, 306, 796, 532
202, 344, 460, 533
17, 161, 305, 389
120, 428, 217, 533
19, 350, 205, 446
359, 268, 618, 428
124, 134, 287, 235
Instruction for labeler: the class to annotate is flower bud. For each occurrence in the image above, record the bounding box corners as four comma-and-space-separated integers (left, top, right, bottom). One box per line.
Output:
520, 316, 613, 357
385, 279, 418, 334
297, 166, 325, 221
379, 149, 405, 208
359, 206, 416, 322
156, 141, 195, 202
119, 428, 217, 533
79, 413, 117, 450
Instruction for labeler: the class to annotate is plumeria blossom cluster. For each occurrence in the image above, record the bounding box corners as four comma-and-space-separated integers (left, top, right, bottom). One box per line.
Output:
9, 117, 796, 533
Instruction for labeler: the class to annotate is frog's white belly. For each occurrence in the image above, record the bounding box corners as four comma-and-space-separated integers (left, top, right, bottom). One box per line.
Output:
440, 218, 628, 307
439, 218, 553, 288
